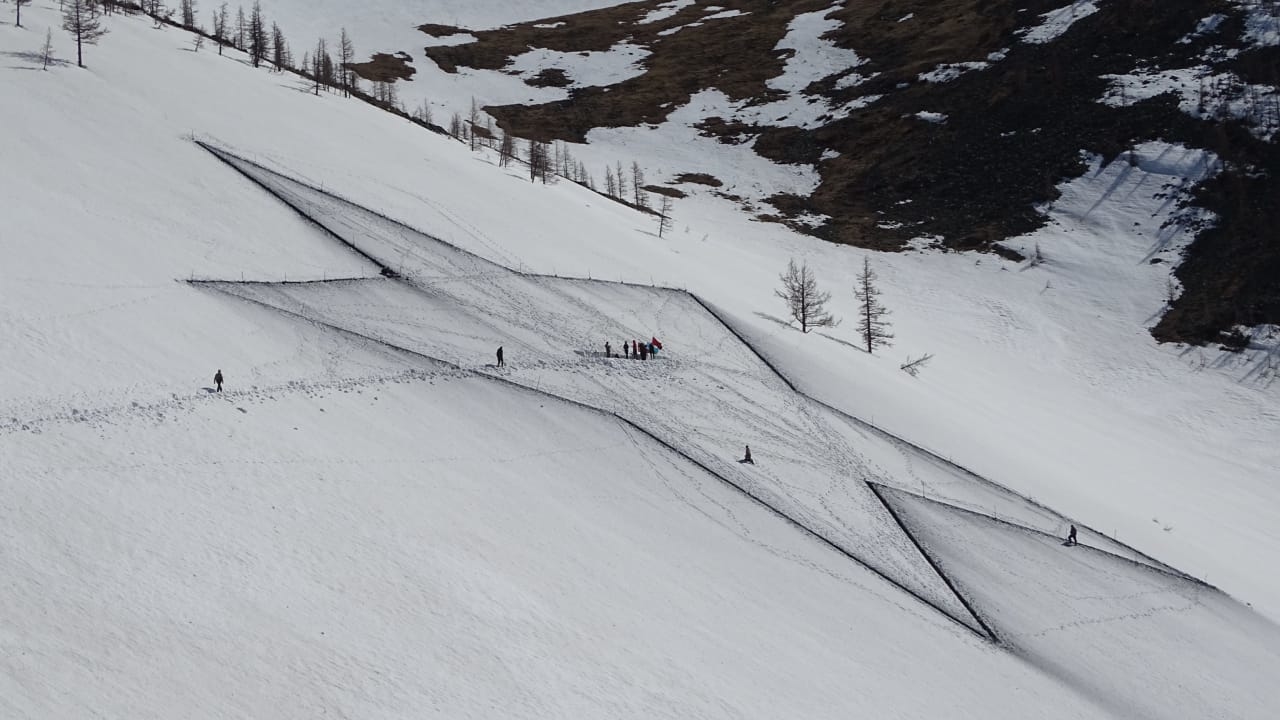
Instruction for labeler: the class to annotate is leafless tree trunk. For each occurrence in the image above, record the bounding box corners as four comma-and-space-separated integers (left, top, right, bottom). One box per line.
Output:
271, 22, 288, 69
776, 258, 838, 333
498, 131, 515, 167
212, 2, 228, 55
16, 0, 33, 28
41, 28, 55, 68
468, 97, 481, 151
657, 196, 673, 238
900, 353, 933, 376
248, 0, 266, 68
62, 0, 108, 68
854, 256, 893, 353
631, 161, 647, 207
179, 0, 196, 29
311, 37, 328, 95
338, 28, 354, 97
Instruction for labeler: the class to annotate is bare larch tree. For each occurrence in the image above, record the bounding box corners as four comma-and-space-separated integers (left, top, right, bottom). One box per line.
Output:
853, 256, 893, 353
468, 97, 482, 151
271, 22, 289, 70
211, 3, 228, 55
248, 1, 267, 68
62, 0, 108, 68
776, 258, 838, 333
630, 161, 648, 207
497, 131, 515, 167
41, 28, 56, 69
657, 196, 674, 238
179, 0, 197, 29
234, 5, 246, 50
338, 28, 354, 96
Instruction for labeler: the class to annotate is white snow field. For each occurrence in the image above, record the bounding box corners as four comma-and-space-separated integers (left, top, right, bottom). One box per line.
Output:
246, 0, 1280, 621
3, 4, 1280, 719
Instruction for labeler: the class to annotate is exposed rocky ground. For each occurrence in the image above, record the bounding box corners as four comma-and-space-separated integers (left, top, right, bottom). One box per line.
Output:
418, 0, 1279, 345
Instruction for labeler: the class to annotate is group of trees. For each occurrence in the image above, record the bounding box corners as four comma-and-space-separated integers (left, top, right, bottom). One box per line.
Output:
40, 0, 366, 102
777, 257, 896, 356
438, 100, 666, 228
43, 0, 671, 232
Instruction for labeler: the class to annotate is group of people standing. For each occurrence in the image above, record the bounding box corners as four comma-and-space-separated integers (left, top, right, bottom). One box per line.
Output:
607, 337, 663, 361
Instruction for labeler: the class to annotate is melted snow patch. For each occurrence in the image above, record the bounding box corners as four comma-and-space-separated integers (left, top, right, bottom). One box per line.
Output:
835, 70, 875, 90
1236, 1, 1280, 47
423, 33, 478, 47
1102, 66, 1279, 141
1018, 1, 1099, 44
585, 89, 823, 199
918, 61, 989, 83
768, 6, 864, 94
639, 0, 696, 24
507, 43, 651, 88
1000, 141, 1218, 316
1179, 14, 1226, 43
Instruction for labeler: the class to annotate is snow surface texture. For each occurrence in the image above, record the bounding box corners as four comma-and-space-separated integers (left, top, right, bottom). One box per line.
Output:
184, 142, 1276, 718
4, 5, 1280, 717
879, 486, 1280, 720
1018, 1, 1101, 44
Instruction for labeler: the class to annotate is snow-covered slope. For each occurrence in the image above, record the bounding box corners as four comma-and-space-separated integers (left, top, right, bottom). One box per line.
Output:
3, 4, 1279, 719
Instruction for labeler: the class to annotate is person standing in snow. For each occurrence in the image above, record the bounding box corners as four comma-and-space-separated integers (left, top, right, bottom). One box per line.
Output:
1066, 525, 1078, 546
632, 339, 639, 357
623, 341, 630, 359
214, 369, 223, 393
739, 445, 754, 464
605, 341, 612, 358
639, 342, 648, 360
496, 346, 504, 368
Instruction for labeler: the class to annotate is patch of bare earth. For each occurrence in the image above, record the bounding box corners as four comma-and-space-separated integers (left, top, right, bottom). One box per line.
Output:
348, 52, 416, 83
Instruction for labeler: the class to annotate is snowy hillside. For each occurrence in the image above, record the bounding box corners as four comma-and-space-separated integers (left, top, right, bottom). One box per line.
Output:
3, 3, 1280, 719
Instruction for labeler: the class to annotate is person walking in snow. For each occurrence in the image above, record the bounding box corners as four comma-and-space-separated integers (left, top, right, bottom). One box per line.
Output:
496, 346, 505, 368
214, 369, 223, 393
1066, 524, 1078, 546
739, 445, 754, 464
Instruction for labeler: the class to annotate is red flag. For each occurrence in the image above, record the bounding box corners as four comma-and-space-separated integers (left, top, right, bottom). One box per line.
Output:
651, 337, 663, 349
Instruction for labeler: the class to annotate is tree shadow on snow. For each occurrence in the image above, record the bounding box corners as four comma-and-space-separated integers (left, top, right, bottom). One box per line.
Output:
753, 311, 793, 330
818, 331, 869, 353
2, 50, 72, 70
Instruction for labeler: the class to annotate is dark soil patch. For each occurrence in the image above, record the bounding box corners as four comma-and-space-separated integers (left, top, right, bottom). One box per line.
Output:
674, 172, 723, 187
526, 68, 572, 87
419, 23, 469, 37
348, 52, 415, 83
644, 184, 686, 198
